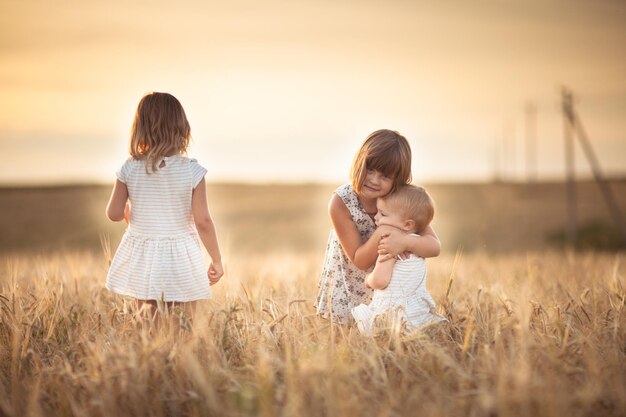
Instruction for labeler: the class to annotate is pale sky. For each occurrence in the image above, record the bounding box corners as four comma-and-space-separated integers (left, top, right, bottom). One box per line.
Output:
1, 0, 625, 184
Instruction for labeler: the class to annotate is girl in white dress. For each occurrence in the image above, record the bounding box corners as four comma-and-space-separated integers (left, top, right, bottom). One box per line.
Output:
315, 130, 442, 324
351, 185, 446, 334
105, 92, 223, 318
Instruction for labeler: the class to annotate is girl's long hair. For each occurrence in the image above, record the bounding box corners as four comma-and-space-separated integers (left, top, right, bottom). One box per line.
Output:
129, 92, 191, 172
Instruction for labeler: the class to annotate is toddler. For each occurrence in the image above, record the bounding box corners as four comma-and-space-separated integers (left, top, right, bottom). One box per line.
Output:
351, 184, 445, 334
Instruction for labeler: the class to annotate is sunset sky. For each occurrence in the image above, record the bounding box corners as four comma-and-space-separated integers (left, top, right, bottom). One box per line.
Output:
1, 0, 625, 184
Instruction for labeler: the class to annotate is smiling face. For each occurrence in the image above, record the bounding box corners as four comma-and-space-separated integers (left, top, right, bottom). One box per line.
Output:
360, 168, 395, 200
374, 197, 409, 230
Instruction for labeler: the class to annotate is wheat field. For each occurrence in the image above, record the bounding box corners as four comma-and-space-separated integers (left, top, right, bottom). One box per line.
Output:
1, 182, 625, 416
1, 246, 624, 417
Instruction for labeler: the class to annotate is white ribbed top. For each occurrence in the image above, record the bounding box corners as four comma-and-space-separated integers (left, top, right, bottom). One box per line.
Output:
105, 155, 211, 302
351, 241, 445, 334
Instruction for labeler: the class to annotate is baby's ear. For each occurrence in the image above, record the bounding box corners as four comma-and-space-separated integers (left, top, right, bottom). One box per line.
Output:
404, 219, 416, 232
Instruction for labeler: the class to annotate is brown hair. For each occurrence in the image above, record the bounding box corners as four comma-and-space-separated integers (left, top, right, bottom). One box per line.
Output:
350, 129, 412, 194
129, 92, 191, 172
384, 184, 434, 233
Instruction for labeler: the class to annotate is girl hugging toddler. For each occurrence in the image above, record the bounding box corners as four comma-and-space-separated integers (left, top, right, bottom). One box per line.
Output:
315, 129, 441, 324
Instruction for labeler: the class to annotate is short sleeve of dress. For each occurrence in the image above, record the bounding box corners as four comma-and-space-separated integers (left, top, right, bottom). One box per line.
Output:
189, 159, 207, 188
115, 159, 133, 184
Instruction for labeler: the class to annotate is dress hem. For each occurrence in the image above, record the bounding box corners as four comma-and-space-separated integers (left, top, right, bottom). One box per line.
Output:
105, 283, 211, 302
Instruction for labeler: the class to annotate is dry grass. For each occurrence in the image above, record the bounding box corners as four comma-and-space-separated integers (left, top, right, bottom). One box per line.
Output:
1, 249, 625, 417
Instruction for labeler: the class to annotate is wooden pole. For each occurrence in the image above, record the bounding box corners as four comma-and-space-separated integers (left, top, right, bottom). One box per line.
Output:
571, 111, 626, 244
525, 102, 537, 183
562, 88, 577, 244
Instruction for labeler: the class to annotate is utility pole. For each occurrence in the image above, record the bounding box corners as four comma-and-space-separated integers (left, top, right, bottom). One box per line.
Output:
562, 88, 577, 244
561, 87, 626, 245
502, 123, 515, 182
525, 102, 537, 183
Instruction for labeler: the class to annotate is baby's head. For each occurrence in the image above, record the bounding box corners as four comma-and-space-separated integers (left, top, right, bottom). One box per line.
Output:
350, 129, 412, 195
374, 184, 434, 234
130, 92, 191, 171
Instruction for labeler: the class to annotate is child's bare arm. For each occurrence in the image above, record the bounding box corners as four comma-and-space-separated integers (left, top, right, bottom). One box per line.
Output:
329, 193, 384, 270
378, 224, 441, 261
192, 178, 223, 284
366, 255, 396, 290
106, 180, 129, 222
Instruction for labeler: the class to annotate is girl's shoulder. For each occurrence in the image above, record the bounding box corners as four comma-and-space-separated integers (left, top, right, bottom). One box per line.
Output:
333, 183, 364, 214
335, 184, 361, 208
116, 157, 140, 183
184, 156, 207, 188
115, 156, 206, 184
334, 183, 356, 201
164, 155, 207, 187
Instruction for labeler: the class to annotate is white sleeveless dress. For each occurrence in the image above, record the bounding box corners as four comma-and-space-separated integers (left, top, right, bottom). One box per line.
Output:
105, 155, 211, 302
315, 184, 376, 324
351, 246, 446, 335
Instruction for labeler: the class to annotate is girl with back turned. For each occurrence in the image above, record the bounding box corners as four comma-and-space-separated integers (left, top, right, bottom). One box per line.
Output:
105, 92, 223, 321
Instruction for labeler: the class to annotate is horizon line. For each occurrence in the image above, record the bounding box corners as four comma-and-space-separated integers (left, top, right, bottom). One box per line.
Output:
2, 175, 626, 190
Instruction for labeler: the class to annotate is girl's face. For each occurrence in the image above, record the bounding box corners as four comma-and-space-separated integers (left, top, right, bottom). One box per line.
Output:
360, 169, 394, 200
374, 198, 407, 230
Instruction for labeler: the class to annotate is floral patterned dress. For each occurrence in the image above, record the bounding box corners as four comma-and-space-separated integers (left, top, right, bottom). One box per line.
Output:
315, 184, 377, 324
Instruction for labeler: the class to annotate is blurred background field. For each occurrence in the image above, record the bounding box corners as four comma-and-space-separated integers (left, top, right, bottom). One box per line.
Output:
1, 180, 625, 256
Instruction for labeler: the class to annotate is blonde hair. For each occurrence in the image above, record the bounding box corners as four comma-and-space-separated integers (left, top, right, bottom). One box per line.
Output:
383, 184, 434, 233
129, 92, 191, 172
350, 129, 412, 194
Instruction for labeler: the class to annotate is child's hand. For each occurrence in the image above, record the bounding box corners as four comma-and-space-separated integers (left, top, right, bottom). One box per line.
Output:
378, 228, 407, 261
208, 261, 224, 285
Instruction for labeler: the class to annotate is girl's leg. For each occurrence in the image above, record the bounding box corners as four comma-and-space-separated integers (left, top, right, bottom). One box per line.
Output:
136, 299, 197, 336
137, 299, 158, 318
136, 299, 158, 333
169, 301, 197, 336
